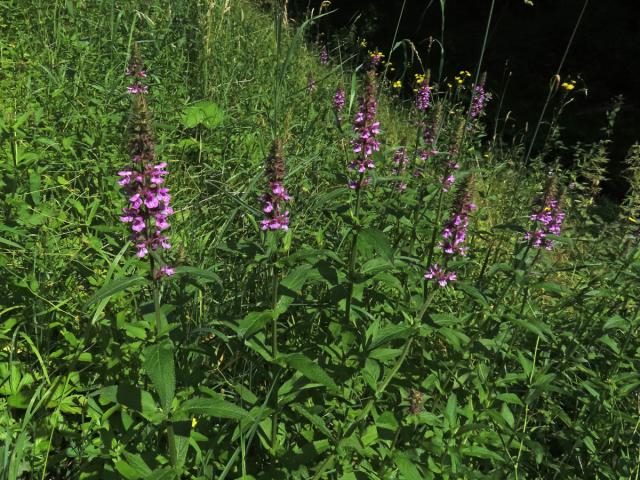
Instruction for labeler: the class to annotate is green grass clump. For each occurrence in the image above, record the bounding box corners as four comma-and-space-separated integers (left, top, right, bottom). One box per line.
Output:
1, 1, 639, 479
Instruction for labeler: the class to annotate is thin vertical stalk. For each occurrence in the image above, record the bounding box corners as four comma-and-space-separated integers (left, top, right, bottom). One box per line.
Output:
270, 253, 280, 453
345, 175, 364, 323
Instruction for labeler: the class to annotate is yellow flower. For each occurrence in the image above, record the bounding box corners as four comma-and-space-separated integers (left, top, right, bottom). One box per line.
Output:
369, 50, 384, 59
192, 417, 198, 428
561, 80, 576, 91
629, 217, 639, 224
447, 82, 452, 88
414, 73, 426, 85
359, 39, 367, 48
393, 80, 402, 89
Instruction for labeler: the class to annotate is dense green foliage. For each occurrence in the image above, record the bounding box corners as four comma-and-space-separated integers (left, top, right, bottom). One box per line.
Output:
1, 1, 639, 479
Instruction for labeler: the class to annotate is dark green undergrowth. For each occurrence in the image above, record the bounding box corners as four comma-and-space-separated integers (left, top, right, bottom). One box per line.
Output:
1, 1, 639, 479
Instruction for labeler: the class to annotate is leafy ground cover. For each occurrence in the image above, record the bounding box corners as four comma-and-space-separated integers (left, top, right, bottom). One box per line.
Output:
1, 1, 639, 479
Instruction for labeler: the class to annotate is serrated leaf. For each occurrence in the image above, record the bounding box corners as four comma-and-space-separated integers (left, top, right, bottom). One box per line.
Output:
280, 353, 338, 392
143, 340, 176, 411
180, 395, 251, 420
393, 451, 422, 480
84, 275, 146, 308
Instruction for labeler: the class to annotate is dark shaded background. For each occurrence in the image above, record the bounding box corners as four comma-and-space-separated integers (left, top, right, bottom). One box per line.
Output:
289, 0, 640, 199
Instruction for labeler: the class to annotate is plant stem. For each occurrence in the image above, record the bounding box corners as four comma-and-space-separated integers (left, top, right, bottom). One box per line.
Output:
345, 174, 364, 323
271, 252, 280, 453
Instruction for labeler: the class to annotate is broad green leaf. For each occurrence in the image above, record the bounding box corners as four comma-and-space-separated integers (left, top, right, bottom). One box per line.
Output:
280, 353, 339, 392
84, 275, 146, 308
369, 323, 411, 350
358, 228, 394, 262
147, 467, 178, 480
181, 100, 224, 128
142, 340, 176, 411
115, 452, 152, 480
393, 451, 422, 480
445, 393, 458, 430
180, 395, 252, 420
97, 385, 165, 424
237, 310, 272, 339
460, 445, 504, 462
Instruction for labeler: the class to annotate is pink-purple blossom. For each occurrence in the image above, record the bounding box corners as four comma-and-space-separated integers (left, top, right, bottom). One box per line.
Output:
260, 140, 291, 231
424, 264, 457, 287
320, 46, 329, 65
415, 82, 431, 111
348, 72, 379, 189
470, 83, 488, 119
119, 58, 173, 273
392, 146, 409, 191
525, 196, 565, 250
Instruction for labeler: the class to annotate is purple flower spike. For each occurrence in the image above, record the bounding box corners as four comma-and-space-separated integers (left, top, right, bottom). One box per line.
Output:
415, 82, 431, 111
348, 72, 379, 189
320, 46, 329, 65
260, 140, 291, 232
525, 187, 565, 250
119, 54, 173, 275
470, 83, 488, 119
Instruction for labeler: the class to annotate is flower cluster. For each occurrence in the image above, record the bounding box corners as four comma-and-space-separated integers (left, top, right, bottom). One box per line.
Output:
260, 140, 291, 231
415, 82, 431, 111
119, 58, 173, 276
440, 183, 476, 256
333, 87, 346, 122
454, 69, 471, 85
424, 264, 457, 287
469, 83, 488, 119
525, 194, 565, 250
320, 46, 329, 65
348, 72, 380, 189
561, 79, 576, 91
368, 50, 384, 67
392, 146, 409, 191
425, 177, 476, 287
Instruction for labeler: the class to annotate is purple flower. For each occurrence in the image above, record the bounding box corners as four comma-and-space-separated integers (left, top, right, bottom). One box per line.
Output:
127, 84, 148, 95
470, 83, 488, 119
119, 58, 173, 273
392, 146, 409, 191
415, 82, 431, 111
525, 194, 565, 250
424, 264, 457, 287
260, 140, 291, 231
320, 46, 329, 65
440, 179, 476, 256
348, 72, 379, 189
333, 88, 346, 113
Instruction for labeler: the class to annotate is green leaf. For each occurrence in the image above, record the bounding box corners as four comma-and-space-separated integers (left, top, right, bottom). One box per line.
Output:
147, 467, 178, 480
393, 451, 422, 480
445, 393, 458, 430
84, 275, 146, 308
181, 100, 224, 128
173, 266, 222, 284
97, 385, 165, 424
280, 353, 339, 392
115, 452, 152, 480
236, 310, 272, 339
369, 324, 411, 350
501, 403, 515, 429
461, 445, 504, 462
357, 228, 394, 262
142, 340, 176, 411
180, 395, 252, 420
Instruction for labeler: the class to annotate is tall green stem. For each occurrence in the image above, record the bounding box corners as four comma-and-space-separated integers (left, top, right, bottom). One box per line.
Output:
271, 253, 280, 453
150, 256, 177, 466
345, 175, 364, 323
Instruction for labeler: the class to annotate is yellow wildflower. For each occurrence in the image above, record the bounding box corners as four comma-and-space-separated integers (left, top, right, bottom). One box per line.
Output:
393, 80, 402, 89
414, 73, 426, 85
561, 80, 576, 91
192, 417, 198, 428
359, 39, 367, 48
369, 50, 384, 60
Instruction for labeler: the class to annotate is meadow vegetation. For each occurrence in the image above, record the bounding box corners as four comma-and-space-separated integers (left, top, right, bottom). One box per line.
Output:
1, 0, 639, 478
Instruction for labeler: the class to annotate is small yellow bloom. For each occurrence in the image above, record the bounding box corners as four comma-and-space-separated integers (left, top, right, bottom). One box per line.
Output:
359, 39, 367, 48
393, 80, 402, 89
368, 50, 384, 59
447, 82, 452, 88
414, 73, 426, 85
561, 80, 576, 91
192, 417, 198, 428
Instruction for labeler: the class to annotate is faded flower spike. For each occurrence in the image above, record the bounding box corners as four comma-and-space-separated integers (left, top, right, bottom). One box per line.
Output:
320, 45, 329, 65
260, 140, 292, 231
119, 54, 173, 277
